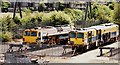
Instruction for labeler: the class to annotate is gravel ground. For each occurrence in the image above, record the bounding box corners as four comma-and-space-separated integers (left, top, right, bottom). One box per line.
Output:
0, 42, 26, 54
0, 40, 119, 63
67, 41, 120, 63
26, 45, 72, 57
30, 41, 119, 63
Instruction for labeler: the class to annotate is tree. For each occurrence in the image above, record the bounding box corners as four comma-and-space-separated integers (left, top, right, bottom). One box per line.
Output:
42, 11, 71, 26
92, 4, 112, 23
112, 2, 120, 25
1, 16, 16, 32
38, 3, 46, 12
64, 8, 84, 26
2, 31, 13, 42
2, 2, 10, 8
0, 16, 14, 42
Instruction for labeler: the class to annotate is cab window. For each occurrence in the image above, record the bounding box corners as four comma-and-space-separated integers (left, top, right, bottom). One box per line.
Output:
24, 31, 30, 36
77, 33, 84, 38
70, 32, 76, 38
31, 31, 37, 36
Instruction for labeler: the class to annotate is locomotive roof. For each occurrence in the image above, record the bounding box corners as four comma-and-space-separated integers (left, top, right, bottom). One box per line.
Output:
89, 23, 118, 30
71, 28, 96, 33
89, 25, 106, 30
71, 23, 118, 33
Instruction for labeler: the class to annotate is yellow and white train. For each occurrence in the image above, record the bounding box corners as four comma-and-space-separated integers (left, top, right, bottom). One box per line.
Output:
22, 25, 74, 48
22, 23, 119, 50
68, 23, 119, 51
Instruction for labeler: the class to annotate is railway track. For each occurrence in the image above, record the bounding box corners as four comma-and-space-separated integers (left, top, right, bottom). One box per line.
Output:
62, 40, 120, 57
6, 44, 64, 54
6, 41, 119, 57
3, 41, 120, 63
4, 36, 120, 58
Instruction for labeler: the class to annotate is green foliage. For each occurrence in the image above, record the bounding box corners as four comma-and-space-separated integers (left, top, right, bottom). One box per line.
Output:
42, 11, 71, 26
112, 2, 120, 25
1, 31, 13, 42
109, 4, 114, 10
1, 16, 16, 32
38, 3, 47, 11
22, 8, 32, 14
92, 4, 112, 23
19, 12, 45, 29
2, 2, 10, 8
64, 8, 84, 25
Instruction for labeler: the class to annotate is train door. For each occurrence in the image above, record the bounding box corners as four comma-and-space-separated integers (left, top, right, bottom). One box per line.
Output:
88, 31, 92, 43
97, 29, 101, 41
104, 32, 111, 42
96, 29, 102, 46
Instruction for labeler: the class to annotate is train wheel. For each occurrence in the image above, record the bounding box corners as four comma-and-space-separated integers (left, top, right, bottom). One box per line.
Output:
98, 41, 103, 46
82, 45, 87, 52
88, 44, 92, 49
94, 42, 97, 48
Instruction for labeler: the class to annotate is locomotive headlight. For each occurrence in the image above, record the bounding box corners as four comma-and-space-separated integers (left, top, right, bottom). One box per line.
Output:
69, 41, 74, 45
68, 41, 70, 45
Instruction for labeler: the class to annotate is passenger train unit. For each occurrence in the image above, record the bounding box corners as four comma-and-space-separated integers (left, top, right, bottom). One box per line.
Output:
68, 23, 119, 51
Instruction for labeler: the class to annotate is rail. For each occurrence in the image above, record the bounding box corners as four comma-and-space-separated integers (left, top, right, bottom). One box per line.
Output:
98, 47, 115, 57
7, 44, 23, 53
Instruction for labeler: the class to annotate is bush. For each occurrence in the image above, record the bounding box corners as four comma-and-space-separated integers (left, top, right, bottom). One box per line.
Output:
92, 4, 112, 23
2, 2, 10, 8
112, 2, 120, 25
38, 3, 46, 12
2, 31, 13, 42
22, 8, 32, 13
64, 8, 84, 25
41, 11, 71, 26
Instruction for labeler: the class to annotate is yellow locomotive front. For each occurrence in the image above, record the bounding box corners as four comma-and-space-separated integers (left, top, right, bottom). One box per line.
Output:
69, 31, 84, 45
22, 29, 39, 45
69, 28, 97, 51
68, 30, 88, 51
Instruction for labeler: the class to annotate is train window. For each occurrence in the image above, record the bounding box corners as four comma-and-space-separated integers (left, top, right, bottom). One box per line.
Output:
31, 31, 37, 36
24, 31, 30, 36
88, 31, 92, 36
77, 33, 84, 38
112, 32, 116, 36
70, 32, 76, 38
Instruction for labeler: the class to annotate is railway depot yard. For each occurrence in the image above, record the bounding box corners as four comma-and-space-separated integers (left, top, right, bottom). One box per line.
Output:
0, 41, 120, 63
1, 1, 120, 64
